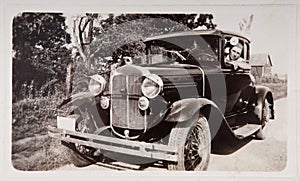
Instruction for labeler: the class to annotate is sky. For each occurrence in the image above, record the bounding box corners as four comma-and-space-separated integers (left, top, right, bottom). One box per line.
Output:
201, 5, 296, 75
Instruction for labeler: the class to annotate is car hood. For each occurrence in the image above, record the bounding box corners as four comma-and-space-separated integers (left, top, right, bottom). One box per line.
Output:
113, 63, 203, 80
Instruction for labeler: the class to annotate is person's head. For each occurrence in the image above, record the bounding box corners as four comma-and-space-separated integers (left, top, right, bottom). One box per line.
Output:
229, 43, 243, 61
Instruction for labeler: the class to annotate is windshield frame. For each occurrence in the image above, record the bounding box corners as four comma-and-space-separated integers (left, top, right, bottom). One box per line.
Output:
144, 35, 221, 65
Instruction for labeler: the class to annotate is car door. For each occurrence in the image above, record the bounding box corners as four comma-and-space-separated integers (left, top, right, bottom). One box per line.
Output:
222, 36, 254, 115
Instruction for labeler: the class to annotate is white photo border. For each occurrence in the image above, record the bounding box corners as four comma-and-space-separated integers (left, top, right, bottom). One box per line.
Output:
1, 0, 299, 181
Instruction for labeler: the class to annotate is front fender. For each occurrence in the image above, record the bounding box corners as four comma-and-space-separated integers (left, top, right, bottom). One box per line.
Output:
254, 85, 275, 120
164, 98, 218, 122
58, 92, 96, 109
164, 98, 232, 141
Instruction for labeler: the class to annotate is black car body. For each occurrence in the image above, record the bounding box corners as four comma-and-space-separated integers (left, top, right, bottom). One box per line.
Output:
49, 29, 275, 170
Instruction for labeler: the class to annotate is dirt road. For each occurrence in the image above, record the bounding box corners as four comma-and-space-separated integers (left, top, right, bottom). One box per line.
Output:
208, 97, 287, 172
56, 98, 287, 172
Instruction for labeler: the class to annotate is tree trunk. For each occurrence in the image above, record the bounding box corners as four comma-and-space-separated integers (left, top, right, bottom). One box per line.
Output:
66, 63, 73, 97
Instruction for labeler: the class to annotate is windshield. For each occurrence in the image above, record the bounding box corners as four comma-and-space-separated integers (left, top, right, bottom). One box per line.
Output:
146, 35, 219, 65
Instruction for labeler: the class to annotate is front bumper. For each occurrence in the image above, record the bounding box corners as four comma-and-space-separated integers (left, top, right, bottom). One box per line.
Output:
48, 126, 178, 162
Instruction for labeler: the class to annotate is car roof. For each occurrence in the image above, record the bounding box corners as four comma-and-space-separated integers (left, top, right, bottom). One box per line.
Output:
144, 29, 250, 43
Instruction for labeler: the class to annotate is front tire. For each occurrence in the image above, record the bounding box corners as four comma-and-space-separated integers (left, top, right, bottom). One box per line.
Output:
62, 141, 98, 167
168, 114, 211, 171
61, 106, 104, 167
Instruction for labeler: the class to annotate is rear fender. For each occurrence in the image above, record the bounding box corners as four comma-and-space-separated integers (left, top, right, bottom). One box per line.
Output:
254, 85, 275, 120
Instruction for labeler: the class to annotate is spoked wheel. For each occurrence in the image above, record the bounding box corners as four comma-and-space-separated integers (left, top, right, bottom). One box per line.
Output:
168, 115, 211, 171
255, 99, 271, 140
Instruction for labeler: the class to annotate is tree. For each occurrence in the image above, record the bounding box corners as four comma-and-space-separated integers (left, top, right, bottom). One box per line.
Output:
12, 13, 72, 101
69, 13, 217, 74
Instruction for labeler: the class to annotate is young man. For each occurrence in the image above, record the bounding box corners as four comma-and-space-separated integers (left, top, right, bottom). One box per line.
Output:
225, 43, 244, 62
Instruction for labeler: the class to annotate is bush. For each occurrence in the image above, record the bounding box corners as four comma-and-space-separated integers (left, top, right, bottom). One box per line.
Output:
255, 74, 287, 84
12, 91, 66, 141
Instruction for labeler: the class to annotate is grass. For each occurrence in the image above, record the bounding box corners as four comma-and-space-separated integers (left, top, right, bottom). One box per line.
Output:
12, 93, 71, 171
12, 137, 70, 171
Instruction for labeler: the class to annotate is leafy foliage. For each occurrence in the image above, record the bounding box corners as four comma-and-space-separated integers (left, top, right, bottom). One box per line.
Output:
13, 13, 72, 101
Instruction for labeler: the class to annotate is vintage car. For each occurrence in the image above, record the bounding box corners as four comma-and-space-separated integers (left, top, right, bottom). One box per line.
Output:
49, 29, 275, 171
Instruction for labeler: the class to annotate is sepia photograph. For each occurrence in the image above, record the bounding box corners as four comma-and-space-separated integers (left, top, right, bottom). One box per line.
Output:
2, 0, 299, 181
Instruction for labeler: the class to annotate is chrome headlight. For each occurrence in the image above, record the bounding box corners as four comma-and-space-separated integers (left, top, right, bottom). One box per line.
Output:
141, 74, 163, 99
88, 75, 106, 96
138, 96, 149, 110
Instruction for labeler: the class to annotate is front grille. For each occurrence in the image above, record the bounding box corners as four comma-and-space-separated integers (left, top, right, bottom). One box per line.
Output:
110, 74, 145, 130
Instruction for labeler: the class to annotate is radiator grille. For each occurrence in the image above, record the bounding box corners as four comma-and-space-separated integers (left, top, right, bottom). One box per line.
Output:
111, 74, 145, 130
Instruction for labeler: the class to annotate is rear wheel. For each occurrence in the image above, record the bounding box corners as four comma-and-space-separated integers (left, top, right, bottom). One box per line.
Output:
255, 99, 270, 140
168, 115, 211, 171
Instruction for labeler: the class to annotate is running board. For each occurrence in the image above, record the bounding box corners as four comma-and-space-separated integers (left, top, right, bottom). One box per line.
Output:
233, 124, 261, 139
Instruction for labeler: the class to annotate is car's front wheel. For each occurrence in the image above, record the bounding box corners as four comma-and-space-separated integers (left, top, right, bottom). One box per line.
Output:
62, 141, 98, 167
61, 106, 104, 167
167, 114, 211, 171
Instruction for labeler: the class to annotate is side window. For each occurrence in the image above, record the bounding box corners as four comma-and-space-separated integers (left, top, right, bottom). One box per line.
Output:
224, 36, 245, 59
223, 36, 249, 64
